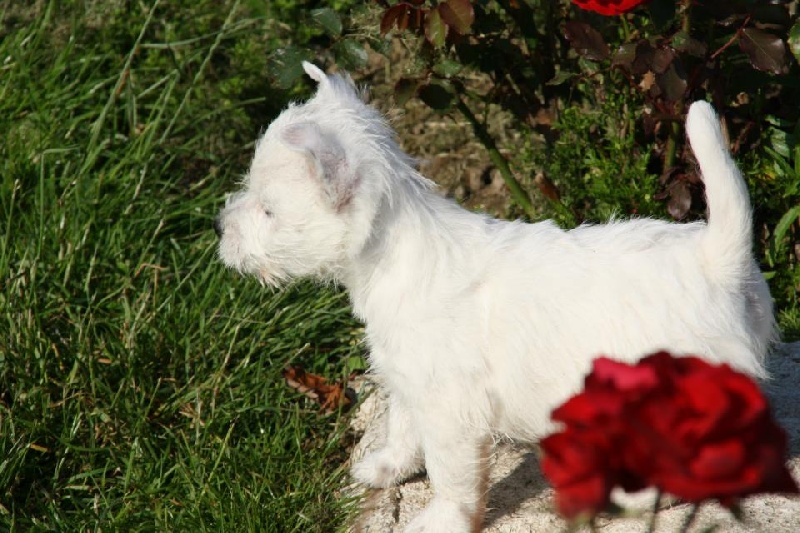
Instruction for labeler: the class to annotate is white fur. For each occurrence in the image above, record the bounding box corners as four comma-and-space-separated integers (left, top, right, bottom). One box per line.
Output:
216, 63, 777, 532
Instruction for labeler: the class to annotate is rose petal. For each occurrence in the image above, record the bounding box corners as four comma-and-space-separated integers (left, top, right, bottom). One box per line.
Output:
592, 356, 660, 393
541, 430, 612, 483
690, 440, 746, 480
555, 474, 613, 519
551, 390, 626, 426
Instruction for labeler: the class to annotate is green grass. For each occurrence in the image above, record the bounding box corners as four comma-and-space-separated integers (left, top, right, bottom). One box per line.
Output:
780, 307, 800, 343
0, 1, 362, 530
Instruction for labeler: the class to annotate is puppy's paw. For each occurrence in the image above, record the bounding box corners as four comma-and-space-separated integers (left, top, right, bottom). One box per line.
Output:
611, 486, 677, 510
403, 499, 472, 533
351, 447, 422, 488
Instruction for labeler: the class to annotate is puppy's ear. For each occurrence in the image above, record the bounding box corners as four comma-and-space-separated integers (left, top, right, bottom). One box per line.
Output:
303, 61, 365, 103
281, 122, 358, 210
302, 61, 327, 84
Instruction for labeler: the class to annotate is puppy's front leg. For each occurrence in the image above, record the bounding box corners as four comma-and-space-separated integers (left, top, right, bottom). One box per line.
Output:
404, 416, 489, 533
352, 394, 423, 487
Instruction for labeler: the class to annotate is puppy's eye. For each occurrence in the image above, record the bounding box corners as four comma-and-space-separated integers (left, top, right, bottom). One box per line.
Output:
263, 208, 273, 217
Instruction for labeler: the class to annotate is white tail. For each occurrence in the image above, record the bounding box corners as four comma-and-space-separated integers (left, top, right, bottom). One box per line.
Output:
685, 101, 753, 285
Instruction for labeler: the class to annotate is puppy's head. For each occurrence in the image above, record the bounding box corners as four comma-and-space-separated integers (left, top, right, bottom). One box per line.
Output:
216, 63, 394, 285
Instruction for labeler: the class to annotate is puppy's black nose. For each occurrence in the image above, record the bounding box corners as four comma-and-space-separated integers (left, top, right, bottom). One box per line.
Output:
213, 217, 223, 238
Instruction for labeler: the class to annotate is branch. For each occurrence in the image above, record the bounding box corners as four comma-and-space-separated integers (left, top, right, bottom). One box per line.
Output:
453, 96, 536, 219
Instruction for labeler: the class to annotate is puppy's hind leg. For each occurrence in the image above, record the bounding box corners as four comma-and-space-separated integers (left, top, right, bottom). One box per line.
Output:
352, 394, 424, 488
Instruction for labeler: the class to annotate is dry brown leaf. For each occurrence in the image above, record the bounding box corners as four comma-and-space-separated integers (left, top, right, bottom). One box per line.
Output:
535, 172, 561, 202
639, 71, 656, 92
283, 366, 356, 413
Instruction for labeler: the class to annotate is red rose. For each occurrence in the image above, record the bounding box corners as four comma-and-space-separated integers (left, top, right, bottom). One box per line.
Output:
541, 428, 617, 519
541, 352, 799, 519
623, 354, 799, 505
571, 0, 650, 16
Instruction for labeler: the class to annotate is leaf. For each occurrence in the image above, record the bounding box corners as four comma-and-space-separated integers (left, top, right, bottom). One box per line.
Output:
672, 30, 707, 57
563, 21, 609, 61
651, 47, 675, 74
655, 60, 687, 101
769, 126, 793, 158
774, 206, 800, 249
739, 28, 789, 75
266, 47, 314, 89
426, 6, 448, 48
394, 78, 419, 106
282, 366, 356, 413
547, 69, 575, 86
439, 0, 475, 35
753, 4, 791, 27
612, 43, 638, 69
432, 58, 463, 77
369, 35, 393, 56
418, 82, 453, 111
639, 70, 656, 92
647, 0, 676, 31
310, 7, 342, 36
630, 40, 655, 75
333, 38, 369, 70
788, 20, 800, 65
381, 3, 410, 35
409, 5, 426, 32
535, 172, 560, 201
667, 180, 692, 220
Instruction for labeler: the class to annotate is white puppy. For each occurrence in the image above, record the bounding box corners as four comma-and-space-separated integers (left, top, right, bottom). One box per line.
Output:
215, 63, 776, 532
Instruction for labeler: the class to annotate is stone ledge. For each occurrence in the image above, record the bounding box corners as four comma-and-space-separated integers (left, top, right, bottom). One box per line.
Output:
349, 343, 800, 532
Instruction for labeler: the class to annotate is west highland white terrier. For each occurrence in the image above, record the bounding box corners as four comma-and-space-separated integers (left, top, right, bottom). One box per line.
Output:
215, 62, 776, 532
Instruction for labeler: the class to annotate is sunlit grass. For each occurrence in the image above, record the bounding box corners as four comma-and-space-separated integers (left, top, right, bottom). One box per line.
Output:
0, 1, 362, 530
